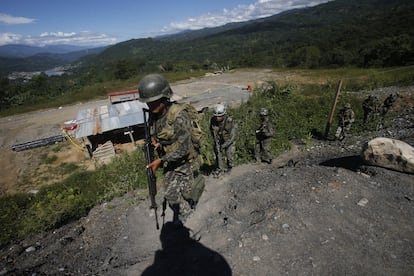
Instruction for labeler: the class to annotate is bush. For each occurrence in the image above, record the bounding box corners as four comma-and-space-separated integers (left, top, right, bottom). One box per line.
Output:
229, 82, 333, 163
0, 150, 148, 246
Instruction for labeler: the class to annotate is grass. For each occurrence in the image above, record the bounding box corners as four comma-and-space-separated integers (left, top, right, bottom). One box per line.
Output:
1, 66, 413, 246
0, 150, 148, 245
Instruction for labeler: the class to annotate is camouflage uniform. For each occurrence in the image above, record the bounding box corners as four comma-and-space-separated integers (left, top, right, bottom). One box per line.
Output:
381, 93, 397, 117
151, 102, 194, 222
210, 114, 238, 172
335, 104, 355, 141
362, 95, 380, 124
255, 114, 274, 163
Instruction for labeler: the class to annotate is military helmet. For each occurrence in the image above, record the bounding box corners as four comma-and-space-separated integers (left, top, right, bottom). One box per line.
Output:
137, 74, 173, 103
344, 103, 351, 109
213, 104, 226, 116
260, 108, 268, 116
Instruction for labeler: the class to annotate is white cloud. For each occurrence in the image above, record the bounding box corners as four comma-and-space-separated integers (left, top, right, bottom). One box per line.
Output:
40, 32, 77, 38
0, 31, 117, 46
0, 32, 23, 44
161, 0, 332, 34
37, 31, 117, 46
0, 13, 35, 24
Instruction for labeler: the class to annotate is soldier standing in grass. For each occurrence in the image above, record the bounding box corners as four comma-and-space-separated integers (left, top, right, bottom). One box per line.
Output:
362, 95, 380, 124
255, 108, 274, 164
137, 74, 199, 225
381, 93, 398, 118
335, 103, 355, 141
210, 103, 238, 176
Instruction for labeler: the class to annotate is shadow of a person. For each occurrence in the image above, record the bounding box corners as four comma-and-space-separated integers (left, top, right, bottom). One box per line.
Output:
142, 221, 232, 276
320, 155, 363, 172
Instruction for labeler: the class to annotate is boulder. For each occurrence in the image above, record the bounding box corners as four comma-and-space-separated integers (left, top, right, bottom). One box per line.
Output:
361, 137, 414, 174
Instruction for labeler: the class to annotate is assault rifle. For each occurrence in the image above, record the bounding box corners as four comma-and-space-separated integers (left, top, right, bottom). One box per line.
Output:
212, 131, 223, 170
142, 108, 159, 230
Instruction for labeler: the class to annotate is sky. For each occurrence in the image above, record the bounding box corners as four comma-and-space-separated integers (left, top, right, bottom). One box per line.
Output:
0, 0, 332, 47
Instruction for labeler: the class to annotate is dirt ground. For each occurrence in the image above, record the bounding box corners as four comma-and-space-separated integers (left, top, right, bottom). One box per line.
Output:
0, 69, 413, 275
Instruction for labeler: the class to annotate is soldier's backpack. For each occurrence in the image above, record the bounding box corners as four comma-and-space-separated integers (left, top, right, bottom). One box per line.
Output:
167, 102, 206, 206
166, 102, 206, 160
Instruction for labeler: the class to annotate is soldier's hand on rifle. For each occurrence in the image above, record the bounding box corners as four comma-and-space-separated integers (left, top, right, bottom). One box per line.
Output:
151, 138, 161, 150
147, 158, 162, 173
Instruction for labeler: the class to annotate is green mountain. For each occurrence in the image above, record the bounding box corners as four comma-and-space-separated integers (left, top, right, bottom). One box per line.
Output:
0, 46, 107, 77
81, 0, 414, 73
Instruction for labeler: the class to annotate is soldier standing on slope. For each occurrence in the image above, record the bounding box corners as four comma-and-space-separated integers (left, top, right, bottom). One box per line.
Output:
381, 93, 398, 119
362, 95, 380, 124
255, 108, 274, 164
210, 104, 238, 177
335, 103, 355, 141
137, 74, 199, 225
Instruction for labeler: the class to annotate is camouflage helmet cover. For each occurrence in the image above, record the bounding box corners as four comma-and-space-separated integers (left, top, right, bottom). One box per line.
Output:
260, 108, 268, 116
137, 74, 173, 103
213, 103, 226, 116
344, 103, 351, 109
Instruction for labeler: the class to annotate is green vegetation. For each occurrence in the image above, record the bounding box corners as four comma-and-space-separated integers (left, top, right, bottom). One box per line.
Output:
1, 0, 413, 115
0, 70, 207, 116
0, 150, 148, 245
77, 0, 413, 73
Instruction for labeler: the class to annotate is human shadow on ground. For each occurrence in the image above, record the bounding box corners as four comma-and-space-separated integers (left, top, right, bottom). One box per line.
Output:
141, 222, 232, 276
320, 155, 363, 172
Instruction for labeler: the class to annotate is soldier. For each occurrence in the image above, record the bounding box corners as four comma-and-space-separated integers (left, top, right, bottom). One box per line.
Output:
137, 73, 199, 224
335, 103, 355, 141
362, 95, 380, 124
255, 108, 274, 164
210, 103, 238, 176
381, 93, 397, 118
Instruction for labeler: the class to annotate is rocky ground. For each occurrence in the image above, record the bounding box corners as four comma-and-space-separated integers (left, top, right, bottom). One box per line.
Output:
0, 71, 413, 275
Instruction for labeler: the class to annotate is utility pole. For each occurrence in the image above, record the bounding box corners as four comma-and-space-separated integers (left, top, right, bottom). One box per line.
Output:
324, 79, 343, 140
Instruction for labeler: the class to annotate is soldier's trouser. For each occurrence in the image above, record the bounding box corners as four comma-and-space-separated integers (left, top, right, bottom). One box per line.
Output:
163, 167, 193, 222
213, 144, 224, 171
335, 123, 352, 140
255, 138, 272, 162
335, 126, 344, 140
224, 143, 236, 168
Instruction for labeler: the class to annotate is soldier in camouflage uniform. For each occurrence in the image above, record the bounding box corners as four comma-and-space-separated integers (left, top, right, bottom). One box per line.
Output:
335, 103, 355, 141
255, 108, 274, 164
381, 93, 398, 118
362, 95, 380, 124
379, 93, 398, 128
138, 74, 196, 224
210, 104, 238, 176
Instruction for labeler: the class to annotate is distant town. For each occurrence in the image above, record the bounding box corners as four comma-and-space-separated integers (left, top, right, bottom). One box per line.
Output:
7, 64, 75, 80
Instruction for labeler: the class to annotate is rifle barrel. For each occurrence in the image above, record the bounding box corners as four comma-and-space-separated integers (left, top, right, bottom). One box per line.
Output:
143, 108, 160, 229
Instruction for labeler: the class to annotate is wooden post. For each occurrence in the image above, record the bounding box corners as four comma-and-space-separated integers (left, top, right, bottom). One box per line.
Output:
324, 79, 343, 139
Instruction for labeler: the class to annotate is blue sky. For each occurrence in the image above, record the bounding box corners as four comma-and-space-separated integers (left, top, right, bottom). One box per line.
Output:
0, 0, 332, 47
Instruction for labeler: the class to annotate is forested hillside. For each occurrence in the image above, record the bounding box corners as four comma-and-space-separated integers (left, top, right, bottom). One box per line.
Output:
1, 0, 413, 113
80, 0, 414, 77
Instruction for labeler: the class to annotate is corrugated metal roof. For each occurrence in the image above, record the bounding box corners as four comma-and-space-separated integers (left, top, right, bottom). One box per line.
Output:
73, 100, 148, 138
